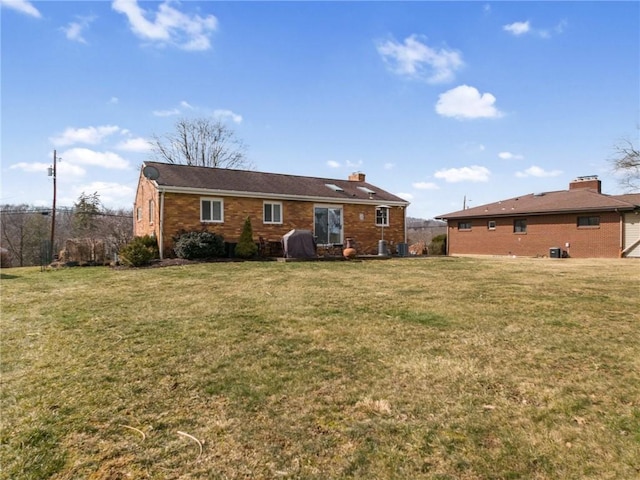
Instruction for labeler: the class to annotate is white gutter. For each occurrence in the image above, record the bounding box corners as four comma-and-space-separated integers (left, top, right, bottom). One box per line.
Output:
159, 188, 165, 260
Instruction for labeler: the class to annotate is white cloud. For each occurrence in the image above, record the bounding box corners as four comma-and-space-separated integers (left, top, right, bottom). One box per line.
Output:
504, 20, 566, 38
180, 100, 194, 109
515, 166, 563, 178
71, 181, 135, 207
112, 0, 218, 51
213, 109, 242, 124
377, 34, 463, 84
0, 0, 41, 18
396, 192, 414, 201
153, 108, 181, 117
346, 159, 363, 169
412, 181, 440, 190
435, 85, 503, 120
434, 165, 491, 183
61, 148, 130, 170
503, 21, 531, 36
327, 160, 341, 168
9, 162, 49, 173
50, 125, 121, 146
61, 16, 95, 44
498, 151, 524, 160
116, 137, 151, 152
384, 163, 395, 170
109, 96, 119, 104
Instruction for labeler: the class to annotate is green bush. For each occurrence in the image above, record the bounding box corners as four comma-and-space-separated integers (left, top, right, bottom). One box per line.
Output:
428, 234, 447, 256
234, 217, 258, 259
173, 231, 225, 260
119, 235, 159, 267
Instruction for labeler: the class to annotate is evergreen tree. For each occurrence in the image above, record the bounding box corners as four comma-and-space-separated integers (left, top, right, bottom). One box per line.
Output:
234, 216, 258, 258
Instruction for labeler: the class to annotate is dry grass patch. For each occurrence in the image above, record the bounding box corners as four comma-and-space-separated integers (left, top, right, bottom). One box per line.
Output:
1, 257, 639, 479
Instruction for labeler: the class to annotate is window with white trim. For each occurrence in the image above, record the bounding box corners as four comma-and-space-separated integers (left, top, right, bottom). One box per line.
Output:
375, 207, 389, 227
148, 200, 154, 224
263, 202, 282, 224
201, 198, 224, 223
488, 220, 496, 230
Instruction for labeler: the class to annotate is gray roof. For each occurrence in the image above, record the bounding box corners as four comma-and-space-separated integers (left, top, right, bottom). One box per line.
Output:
437, 188, 640, 220
142, 161, 409, 205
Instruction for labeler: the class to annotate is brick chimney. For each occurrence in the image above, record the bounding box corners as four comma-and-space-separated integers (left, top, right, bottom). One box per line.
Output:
570, 175, 601, 193
348, 172, 366, 182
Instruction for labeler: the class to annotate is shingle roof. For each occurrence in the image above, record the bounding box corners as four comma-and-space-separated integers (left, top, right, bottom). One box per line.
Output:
142, 161, 409, 205
437, 188, 640, 220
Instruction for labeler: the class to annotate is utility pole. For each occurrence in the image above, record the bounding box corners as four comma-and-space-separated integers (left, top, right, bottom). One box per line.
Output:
49, 150, 57, 262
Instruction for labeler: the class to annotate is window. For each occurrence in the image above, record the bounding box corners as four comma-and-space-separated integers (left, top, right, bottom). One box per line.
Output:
314, 206, 342, 245
577, 216, 600, 227
375, 207, 389, 227
148, 200, 154, 224
488, 220, 496, 230
201, 198, 223, 222
136, 207, 142, 221
264, 202, 282, 224
457, 221, 472, 230
514, 219, 527, 233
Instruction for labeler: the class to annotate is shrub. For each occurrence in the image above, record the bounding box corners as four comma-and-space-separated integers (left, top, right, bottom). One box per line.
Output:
428, 234, 447, 256
119, 235, 159, 267
234, 217, 258, 259
173, 231, 225, 260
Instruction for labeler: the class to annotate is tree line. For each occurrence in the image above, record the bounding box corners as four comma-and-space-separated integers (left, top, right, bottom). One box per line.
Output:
1, 193, 132, 267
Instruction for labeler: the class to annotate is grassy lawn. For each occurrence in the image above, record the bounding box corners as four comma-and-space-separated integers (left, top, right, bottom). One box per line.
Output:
1, 257, 639, 479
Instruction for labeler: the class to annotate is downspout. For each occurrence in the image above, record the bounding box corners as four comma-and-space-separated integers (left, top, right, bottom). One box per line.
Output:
618, 209, 623, 258
159, 189, 165, 260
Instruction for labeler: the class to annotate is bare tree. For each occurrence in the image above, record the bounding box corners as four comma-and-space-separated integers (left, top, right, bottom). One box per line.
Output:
611, 136, 639, 192
150, 118, 251, 169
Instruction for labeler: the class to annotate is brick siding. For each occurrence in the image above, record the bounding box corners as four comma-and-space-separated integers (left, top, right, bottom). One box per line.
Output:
447, 212, 622, 258
134, 180, 405, 257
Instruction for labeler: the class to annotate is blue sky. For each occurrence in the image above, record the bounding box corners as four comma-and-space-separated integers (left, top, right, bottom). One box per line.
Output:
1, 1, 638, 219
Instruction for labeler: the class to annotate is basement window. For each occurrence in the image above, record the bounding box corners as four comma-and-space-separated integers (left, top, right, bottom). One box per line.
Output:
201, 198, 224, 223
513, 219, 527, 233
457, 221, 472, 231
577, 216, 600, 227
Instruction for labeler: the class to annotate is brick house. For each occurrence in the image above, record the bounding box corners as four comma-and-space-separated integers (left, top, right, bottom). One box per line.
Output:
133, 162, 410, 258
436, 176, 640, 258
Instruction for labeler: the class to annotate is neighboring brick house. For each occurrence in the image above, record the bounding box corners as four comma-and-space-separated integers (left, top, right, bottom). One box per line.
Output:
436, 176, 640, 258
134, 162, 410, 258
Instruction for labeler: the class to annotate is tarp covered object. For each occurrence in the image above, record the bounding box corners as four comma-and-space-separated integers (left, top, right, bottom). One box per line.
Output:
282, 229, 316, 258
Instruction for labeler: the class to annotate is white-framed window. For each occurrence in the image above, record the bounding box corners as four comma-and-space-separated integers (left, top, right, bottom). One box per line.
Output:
148, 200, 154, 224
375, 207, 389, 227
458, 221, 472, 231
488, 220, 496, 230
201, 198, 224, 223
314, 205, 343, 245
263, 202, 282, 224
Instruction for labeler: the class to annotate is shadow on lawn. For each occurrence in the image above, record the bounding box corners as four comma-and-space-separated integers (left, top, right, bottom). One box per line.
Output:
1, 273, 19, 279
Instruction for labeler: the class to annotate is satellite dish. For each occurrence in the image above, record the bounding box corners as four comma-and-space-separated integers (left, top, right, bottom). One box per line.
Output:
142, 165, 160, 180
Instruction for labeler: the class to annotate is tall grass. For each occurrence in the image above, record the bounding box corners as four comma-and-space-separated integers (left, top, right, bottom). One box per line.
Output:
1, 257, 639, 479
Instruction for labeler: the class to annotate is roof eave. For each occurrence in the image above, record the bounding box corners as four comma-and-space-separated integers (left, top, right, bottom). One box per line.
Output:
157, 185, 410, 207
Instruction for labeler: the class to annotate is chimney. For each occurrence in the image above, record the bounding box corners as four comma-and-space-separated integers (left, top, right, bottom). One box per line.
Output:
349, 172, 366, 182
570, 175, 601, 193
